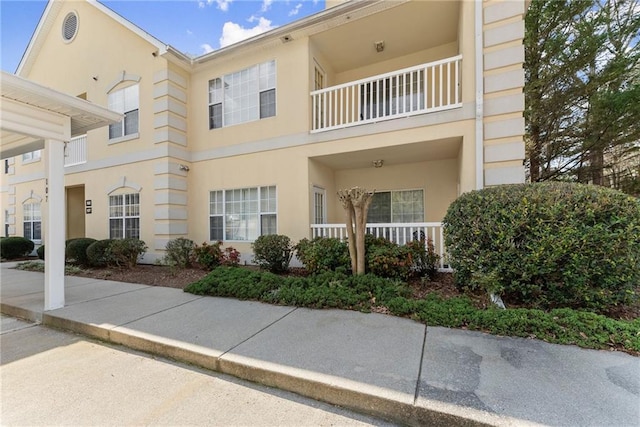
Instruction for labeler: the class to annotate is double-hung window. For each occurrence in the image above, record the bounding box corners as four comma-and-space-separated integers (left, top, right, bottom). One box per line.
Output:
208, 60, 276, 129
109, 193, 140, 239
23, 202, 41, 242
108, 84, 139, 140
367, 189, 424, 223
209, 186, 276, 241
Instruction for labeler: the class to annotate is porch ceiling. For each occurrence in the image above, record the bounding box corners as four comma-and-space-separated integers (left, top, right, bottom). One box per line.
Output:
311, 137, 461, 170
0, 71, 121, 159
310, 1, 460, 74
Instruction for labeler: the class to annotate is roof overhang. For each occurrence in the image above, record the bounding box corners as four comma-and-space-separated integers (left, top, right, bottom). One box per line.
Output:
0, 71, 122, 159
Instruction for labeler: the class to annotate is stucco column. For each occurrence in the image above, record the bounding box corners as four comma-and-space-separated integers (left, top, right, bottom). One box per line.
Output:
44, 138, 66, 310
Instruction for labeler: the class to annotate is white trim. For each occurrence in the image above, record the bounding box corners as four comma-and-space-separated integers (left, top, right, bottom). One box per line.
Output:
107, 176, 142, 194
106, 71, 142, 94
475, 0, 484, 190
21, 190, 43, 204
108, 132, 139, 145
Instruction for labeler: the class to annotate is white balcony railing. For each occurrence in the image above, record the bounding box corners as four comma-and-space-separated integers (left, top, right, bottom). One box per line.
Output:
311, 55, 462, 133
310, 222, 449, 270
64, 134, 87, 167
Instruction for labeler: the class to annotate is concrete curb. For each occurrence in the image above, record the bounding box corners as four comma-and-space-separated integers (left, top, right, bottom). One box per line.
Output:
38, 310, 530, 427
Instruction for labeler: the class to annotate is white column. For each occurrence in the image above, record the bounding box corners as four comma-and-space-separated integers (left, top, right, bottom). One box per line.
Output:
44, 138, 66, 310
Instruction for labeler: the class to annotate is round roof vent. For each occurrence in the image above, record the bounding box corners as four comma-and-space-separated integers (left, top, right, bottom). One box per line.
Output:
62, 12, 78, 42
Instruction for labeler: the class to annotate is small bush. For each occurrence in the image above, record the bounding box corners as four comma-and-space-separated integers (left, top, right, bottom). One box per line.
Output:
252, 234, 293, 273
365, 236, 412, 280
193, 241, 240, 270
221, 246, 241, 266
65, 238, 97, 266
0, 237, 35, 260
108, 238, 147, 269
86, 239, 115, 267
164, 237, 195, 268
443, 182, 640, 312
406, 238, 440, 280
295, 237, 350, 274
36, 245, 45, 260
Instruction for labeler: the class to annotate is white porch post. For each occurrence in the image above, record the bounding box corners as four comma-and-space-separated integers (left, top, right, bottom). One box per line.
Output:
44, 138, 66, 310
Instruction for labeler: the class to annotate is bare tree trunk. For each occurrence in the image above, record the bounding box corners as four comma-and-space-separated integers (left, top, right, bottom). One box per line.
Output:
338, 187, 374, 275
337, 190, 357, 274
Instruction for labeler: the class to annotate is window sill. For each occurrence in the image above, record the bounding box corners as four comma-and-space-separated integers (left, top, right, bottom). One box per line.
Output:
108, 133, 139, 145
22, 158, 41, 165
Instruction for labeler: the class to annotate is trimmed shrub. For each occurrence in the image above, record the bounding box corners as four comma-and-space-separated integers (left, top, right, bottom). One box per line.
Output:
36, 245, 45, 260
86, 239, 114, 267
365, 235, 412, 280
65, 238, 97, 266
443, 182, 640, 312
252, 234, 293, 273
295, 237, 350, 274
164, 237, 195, 268
193, 241, 241, 270
406, 238, 440, 280
108, 238, 147, 269
0, 237, 35, 260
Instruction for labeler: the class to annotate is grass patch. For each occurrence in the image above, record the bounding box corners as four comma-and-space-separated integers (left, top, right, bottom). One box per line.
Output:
185, 267, 639, 354
15, 261, 84, 275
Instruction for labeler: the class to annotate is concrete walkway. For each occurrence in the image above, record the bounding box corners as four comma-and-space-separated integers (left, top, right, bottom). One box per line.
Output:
1, 264, 638, 426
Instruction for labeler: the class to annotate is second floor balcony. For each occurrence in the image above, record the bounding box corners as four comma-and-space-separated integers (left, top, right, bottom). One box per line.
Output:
64, 134, 86, 167
310, 55, 462, 133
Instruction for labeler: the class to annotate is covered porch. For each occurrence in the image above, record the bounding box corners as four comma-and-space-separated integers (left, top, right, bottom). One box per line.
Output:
307, 137, 463, 269
0, 71, 120, 310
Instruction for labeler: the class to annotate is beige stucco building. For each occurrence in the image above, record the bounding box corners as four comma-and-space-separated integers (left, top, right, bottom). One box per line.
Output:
1, 0, 527, 265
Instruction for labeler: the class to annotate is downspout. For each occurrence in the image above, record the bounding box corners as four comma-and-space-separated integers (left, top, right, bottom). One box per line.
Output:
475, 0, 484, 190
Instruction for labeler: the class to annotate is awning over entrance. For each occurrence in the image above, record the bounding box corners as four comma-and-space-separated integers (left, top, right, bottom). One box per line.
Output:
0, 71, 121, 310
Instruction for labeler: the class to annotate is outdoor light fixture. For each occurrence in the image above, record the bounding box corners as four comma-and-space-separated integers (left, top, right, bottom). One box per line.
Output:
179, 164, 190, 171
374, 41, 385, 53
372, 159, 384, 168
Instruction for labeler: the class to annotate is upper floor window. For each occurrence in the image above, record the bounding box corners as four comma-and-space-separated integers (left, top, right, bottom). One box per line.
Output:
209, 186, 276, 241
209, 60, 276, 129
109, 193, 140, 239
22, 150, 41, 164
23, 202, 41, 242
108, 84, 139, 140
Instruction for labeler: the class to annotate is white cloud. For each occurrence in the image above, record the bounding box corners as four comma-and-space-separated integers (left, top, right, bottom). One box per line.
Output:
312, 0, 319, 4
186, 29, 193, 35
288, 3, 302, 16
201, 43, 214, 54
261, 0, 273, 12
247, 14, 259, 23
200, 0, 233, 12
219, 17, 276, 48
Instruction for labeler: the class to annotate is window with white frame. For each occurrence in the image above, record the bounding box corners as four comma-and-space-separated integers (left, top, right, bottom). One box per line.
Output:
108, 84, 139, 140
109, 193, 140, 239
208, 60, 276, 129
313, 186, 326, 224
209, 186, 276, 241
367, 189, 424, 223
22, 150, 41, 163
23, 202, 41, 242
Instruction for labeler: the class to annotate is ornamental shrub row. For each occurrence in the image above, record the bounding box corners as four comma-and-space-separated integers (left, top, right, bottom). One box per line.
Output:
0, 237, 34, 260
443, 182, 640, 313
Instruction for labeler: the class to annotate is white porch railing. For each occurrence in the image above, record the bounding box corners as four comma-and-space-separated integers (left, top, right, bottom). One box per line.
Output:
64, 134, 86, 167
311, 55, 462, 133
310, 222, 449, 270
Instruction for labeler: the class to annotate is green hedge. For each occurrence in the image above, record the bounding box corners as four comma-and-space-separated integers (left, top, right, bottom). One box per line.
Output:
86, 239, 114, 267
0, 237, 34, 260
36, 245, 45, 260
252, 235, 293, 273
443, 182, 640, 312
65, 238, 97, 266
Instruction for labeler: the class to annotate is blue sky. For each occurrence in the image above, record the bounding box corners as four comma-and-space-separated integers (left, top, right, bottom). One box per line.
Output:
0, 0, 325, 73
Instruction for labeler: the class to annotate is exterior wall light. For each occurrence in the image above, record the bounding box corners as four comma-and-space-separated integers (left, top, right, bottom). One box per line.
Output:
372, 159, 384, 168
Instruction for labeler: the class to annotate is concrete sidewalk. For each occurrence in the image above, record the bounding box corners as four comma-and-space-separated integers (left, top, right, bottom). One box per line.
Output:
1, 264, 638, 426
